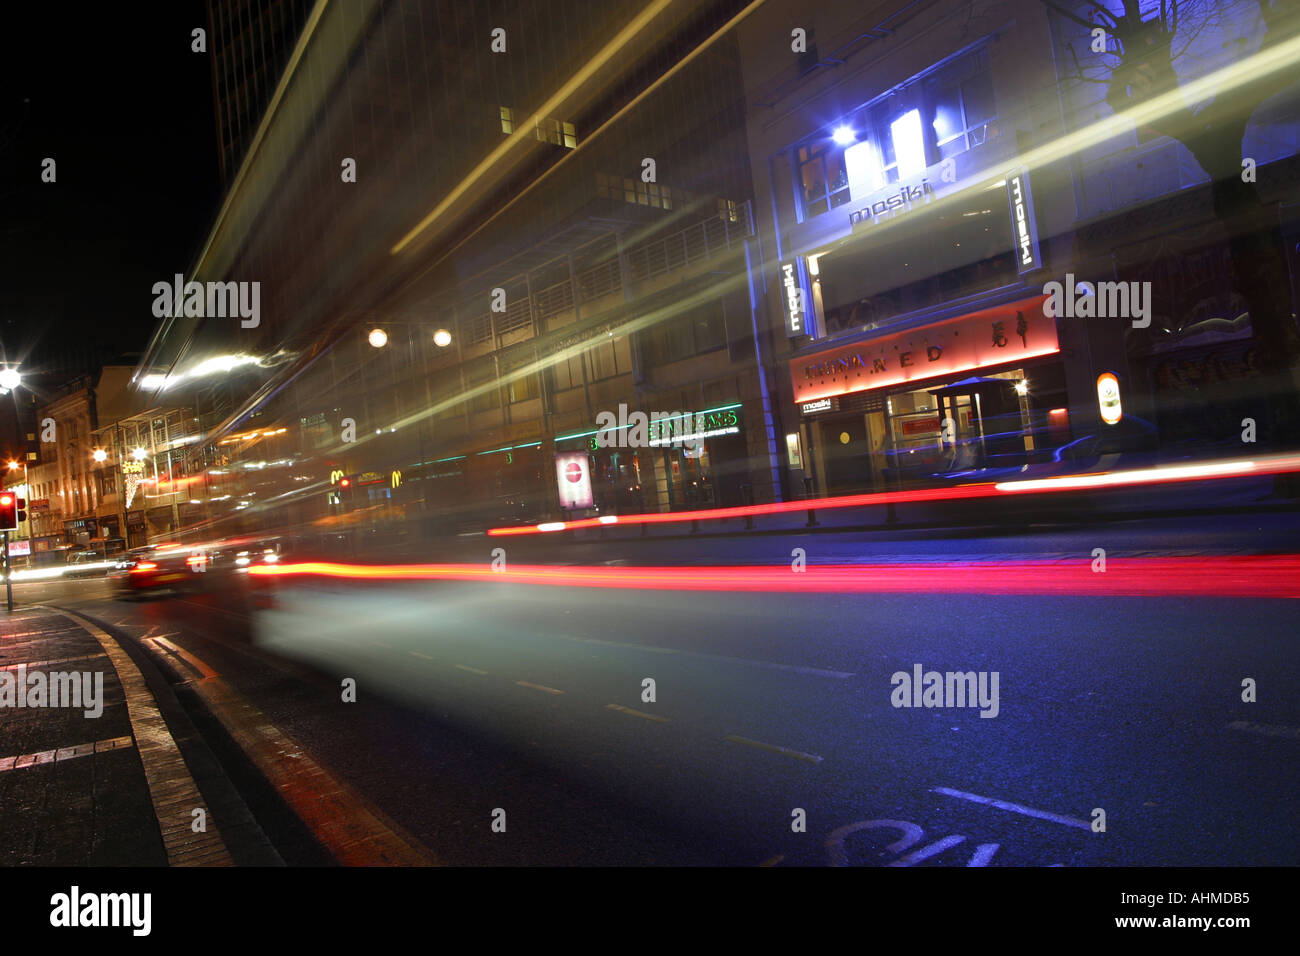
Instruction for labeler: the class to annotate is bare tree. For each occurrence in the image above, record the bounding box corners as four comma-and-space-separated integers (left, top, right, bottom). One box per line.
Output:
1045, 0, 1300, 456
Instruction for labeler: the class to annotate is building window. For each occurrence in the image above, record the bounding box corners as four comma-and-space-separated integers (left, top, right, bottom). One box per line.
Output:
503, 353, 539, 403
926, 50, 996, 159
468, 360, 500, 413
535, 118, 577, 149
717, 198, 738, 222
499, 106, 514, 134
796, 141, 850, 218
799, 43, 997, 213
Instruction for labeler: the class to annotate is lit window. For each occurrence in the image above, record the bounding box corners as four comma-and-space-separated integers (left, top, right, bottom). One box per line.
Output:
499, 106, 514, 134
796, 141, 850, 218
535, 118, 577, 149
890, 109, 926, 179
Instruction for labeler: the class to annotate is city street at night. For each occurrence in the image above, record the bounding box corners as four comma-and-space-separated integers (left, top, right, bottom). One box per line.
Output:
3, 0, 1298, 940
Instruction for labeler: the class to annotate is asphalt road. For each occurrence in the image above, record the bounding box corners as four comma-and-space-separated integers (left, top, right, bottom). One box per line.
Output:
17, 512, 1300, 866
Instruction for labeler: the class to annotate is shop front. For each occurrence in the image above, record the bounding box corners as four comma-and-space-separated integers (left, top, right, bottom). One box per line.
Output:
792, 295, 1067, 494
556, 401, 749, 515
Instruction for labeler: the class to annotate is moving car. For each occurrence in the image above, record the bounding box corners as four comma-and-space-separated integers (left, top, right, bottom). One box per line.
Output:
108, 545, 200, 598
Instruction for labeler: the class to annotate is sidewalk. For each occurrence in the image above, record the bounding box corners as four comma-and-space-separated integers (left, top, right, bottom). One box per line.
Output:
0, 606, 248, 866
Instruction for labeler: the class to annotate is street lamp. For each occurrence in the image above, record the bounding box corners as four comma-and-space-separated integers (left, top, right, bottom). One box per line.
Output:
132, 447, 148, 461
0, 368, 21, 391
92, 448, 108, 462
368, 328, 389, 348
433, 328, 452, 348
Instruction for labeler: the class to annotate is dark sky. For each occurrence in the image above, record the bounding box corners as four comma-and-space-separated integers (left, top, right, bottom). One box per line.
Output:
0, 2, 221, 375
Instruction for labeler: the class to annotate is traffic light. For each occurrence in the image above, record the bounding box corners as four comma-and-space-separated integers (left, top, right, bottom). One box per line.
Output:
15, 497, 26, 523
0, 491, 15, 531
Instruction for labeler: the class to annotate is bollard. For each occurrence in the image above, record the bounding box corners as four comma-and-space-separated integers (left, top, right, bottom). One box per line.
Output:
803, 476, 820, 528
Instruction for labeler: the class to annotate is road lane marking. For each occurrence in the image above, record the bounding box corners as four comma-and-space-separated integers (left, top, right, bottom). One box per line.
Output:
151, 636, 219, 680
605, 703, 670, 723
1228, 720, 1300, 739
516, 680, 564, 695
566, 635, 852, 678
0, 736, 135, 774
409, 651, 433, 660
48, 608, 235, 866
454, 664, 488, 675
967, 843, 1000, 867
887, 834, 967, 867
826, 820, 923, 866
724, 734, 822, 764
932, 786, 1092, 830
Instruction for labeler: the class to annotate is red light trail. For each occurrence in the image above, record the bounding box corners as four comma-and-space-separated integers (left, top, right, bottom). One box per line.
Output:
249, 555, 1300, 599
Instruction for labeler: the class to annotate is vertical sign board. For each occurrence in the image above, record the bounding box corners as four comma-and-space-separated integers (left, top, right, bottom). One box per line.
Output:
780, 258, 811, 337
1005, 167, 1041, 274
555, 452, 594, 510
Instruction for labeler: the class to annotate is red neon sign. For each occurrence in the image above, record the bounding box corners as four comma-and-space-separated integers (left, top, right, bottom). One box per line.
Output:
791, 294, 1058, 403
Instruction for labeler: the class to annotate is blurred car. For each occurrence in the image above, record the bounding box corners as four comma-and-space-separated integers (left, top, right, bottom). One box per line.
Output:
108, 545, 200, 598
65, 550, 114, 578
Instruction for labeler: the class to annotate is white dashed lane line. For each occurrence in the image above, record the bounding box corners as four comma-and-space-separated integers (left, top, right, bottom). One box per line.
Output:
932, 787, 1092, 830
454, 664, 488, 675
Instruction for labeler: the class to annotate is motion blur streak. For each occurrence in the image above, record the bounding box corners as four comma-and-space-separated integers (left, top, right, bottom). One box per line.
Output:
487, 453, 1300, 535
248, 556, 1300, 598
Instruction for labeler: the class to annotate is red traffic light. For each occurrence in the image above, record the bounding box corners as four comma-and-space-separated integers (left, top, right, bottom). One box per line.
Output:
339, 478, 351, 487
0, 491, 14, 531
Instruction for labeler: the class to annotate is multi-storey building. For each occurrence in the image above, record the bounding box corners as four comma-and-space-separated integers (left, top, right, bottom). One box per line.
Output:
739, 0, 1300, 497
136, 0, 783, 546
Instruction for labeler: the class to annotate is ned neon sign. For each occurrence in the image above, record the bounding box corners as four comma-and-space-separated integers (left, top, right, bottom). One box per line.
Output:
791, 294, 1058, 403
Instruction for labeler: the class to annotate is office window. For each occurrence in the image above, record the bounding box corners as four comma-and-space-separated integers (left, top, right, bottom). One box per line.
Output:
797, 141, 849, 218
927, 50, 996, 158
503, 353, 539, 403
468, 360, 500, 413
535, 118, 577, 148
499, 106, 514, 134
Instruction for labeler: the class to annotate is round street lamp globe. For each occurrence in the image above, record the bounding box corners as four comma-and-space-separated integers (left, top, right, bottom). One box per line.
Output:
93, 449, 108, 462
368, 328, 389, 348
0, 368, 21, 390
433, 328, 452, 348
132, 447, 148, 461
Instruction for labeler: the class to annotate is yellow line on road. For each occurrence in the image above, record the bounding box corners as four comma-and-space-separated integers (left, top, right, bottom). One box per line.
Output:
516, 680, 564, 695
605, 703, 670, 723
724, 735, 823, 765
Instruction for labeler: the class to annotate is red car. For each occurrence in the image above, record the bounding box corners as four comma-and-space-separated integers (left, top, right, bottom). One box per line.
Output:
108, 546, 200, 598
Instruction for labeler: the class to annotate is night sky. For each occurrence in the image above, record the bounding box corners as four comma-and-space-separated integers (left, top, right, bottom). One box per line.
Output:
0, 3, 220, 377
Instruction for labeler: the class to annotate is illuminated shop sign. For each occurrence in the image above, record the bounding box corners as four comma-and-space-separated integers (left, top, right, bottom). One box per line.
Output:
647, 407, 742, 446
1097, 372, 1122, 425
1005, 168, 1040, 273
848, 178, 937, 229
799, 397, 838, 414
781, 259, 809, 337
555, 452, 594, 510
790, 294, 1059, 403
